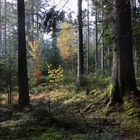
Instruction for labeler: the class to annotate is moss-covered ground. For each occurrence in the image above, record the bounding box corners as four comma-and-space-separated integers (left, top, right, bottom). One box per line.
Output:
0, 79, 140, 140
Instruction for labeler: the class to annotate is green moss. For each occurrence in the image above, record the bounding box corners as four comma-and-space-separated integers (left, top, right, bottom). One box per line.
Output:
72, 134, 90, 140
0, 120, 17, 128
106, 84, 113, 97
133, 128, 140, 136
101, 106, 110, 116
32, 129, 64, 140
96, 76, 111, 87
124, 97, 140, 118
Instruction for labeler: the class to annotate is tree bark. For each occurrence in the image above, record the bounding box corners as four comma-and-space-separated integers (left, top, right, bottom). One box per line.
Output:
76, 0, 84, 88
0, 0, 2, 57
101, 6, 104, 76
31, 1, 35, 43
95, 1, 98, 75
101, 40, 104, 76
107, 46, 111, 69
110, 0, 138, 105
86, 0, 90, 73
4, 0, 7, 56
17, 0, 30, 107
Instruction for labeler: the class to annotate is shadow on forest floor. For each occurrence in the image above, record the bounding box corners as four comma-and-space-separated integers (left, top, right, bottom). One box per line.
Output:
0, 83, 140, 140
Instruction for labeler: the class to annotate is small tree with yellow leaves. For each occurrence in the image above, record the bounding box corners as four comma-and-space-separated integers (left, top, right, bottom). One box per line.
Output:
57, 22, 77, 73
57, 22, 77, 60
46, 62, 64, 83
28, 39, 41, 85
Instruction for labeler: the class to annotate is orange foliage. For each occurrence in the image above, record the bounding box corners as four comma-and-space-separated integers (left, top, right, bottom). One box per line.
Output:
30, 92, 49, 100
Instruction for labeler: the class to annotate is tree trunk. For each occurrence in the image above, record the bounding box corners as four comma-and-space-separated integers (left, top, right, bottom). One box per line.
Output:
131, 0, 137, 76
76, 0, 84, 88
95, 1, 98, 75
30, 0, 35, 43
35, 0, 40, 39
17, 0, 30, 107
0, 0, 2, 57
107, 46, 111, 69
109, 0, 138, 105
86, 0, 90, 73
101, 6, 104, 76
101, 40, 104, 76
4, 0, 7, 56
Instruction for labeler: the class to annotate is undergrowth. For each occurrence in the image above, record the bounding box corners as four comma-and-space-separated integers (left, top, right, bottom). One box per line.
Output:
0, 75, 140, 139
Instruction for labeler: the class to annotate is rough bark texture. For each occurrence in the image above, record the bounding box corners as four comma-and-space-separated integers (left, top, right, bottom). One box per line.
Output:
77, 0, 84, 88
0, 0, 2, 57
110, 0, 137, 105
18, 0, 30, 107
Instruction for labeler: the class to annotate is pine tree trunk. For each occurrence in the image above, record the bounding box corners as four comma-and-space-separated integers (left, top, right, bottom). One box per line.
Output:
31, 1, 35, 42
95, 1, 98, 75
4, 0, 7, 56
0, 0, 2, 57
131, 0, 137, 76
36, 0, 40, 39
77, 0, 84, 88
17, 0, 30, 107
107, 46, 111, 69
101, 41, 104, 76
101, 6, 104, 76
110, 0, 137, 105
86, 0, 90, 73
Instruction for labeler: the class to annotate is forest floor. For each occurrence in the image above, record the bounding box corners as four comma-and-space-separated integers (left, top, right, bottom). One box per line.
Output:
0, 81, 140, 140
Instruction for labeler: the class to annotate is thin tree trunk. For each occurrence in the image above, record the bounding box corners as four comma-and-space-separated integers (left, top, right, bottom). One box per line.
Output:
36, 0, 40, 39
8, 47, 12, 105
134, 38, 137, 76
109, 0, 137, 106
95, 1, 98, 75
101, 40, 104, 76
4, 0, 7, 56
132, 0, 137, 76
0, 0, 2, 57
77, 0, 84, 88
4, 0, 10, 105
17, 0, 30, 107
31, 1, 35, 43
87, 0, 90, 73
101, 6, 104, 76
107, 46, 110, 69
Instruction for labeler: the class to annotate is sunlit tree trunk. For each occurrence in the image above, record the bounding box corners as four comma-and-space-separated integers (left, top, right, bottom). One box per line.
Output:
109, 0, 138, 106
76, 0, 84, 88
17, 0, 30, 107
